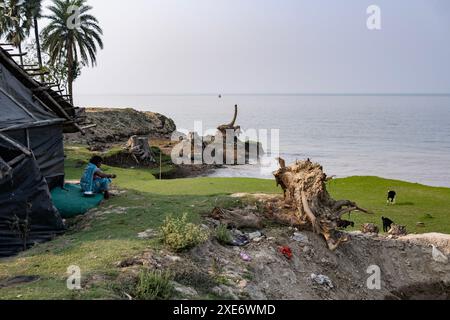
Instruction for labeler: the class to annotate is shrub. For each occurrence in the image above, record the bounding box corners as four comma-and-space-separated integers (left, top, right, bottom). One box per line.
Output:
160, 213, 209, 252
215, 224, 232, 245
134, 269, 174, 300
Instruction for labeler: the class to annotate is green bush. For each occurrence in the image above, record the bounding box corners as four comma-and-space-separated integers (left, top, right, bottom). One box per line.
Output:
160, 213, 209, 252
134, 269, 174, 300
215, 224, 232, 245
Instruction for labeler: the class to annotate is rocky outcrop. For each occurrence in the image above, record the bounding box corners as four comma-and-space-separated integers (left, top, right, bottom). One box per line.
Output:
64, 108, 176, 147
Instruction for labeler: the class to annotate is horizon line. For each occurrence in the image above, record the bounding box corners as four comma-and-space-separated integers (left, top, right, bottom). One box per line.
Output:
75, 93, 450, 97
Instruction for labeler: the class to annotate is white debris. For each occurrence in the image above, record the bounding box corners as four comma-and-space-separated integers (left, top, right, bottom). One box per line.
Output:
137, 229, 158, 239
432, 245, 448, 264
248, 231, 263, 241
310, 273, 334, 289
292, 232, 309, 243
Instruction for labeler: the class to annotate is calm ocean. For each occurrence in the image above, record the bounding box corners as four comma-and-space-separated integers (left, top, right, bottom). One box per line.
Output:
76, 94, 450, 187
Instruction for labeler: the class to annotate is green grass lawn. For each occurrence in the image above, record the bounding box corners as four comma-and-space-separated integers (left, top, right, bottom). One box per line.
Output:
328, 176, 450, 234
0, 146, 449, 299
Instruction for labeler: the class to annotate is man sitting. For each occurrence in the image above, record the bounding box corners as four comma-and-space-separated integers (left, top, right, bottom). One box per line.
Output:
80, 156, 117, 199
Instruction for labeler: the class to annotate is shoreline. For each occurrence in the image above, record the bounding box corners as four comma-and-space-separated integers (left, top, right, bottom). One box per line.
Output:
64, 106, 450, 188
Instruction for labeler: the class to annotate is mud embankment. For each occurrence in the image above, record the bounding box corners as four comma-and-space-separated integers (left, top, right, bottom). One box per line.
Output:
65, 108, 176, 148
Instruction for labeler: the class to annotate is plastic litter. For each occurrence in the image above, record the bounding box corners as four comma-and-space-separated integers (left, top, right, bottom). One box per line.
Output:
240, 252, 252, 262
279, 246, 293, 260
231, 235, 250, 247
248, 231, 263, 241
311, 273, 334, 289
292, 232, 309, 243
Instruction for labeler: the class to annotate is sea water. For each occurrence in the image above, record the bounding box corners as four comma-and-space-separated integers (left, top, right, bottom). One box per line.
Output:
77, 94, 450, 187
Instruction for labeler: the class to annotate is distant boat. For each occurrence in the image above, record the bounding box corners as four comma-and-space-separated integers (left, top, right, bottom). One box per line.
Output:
218, 94, 222, 98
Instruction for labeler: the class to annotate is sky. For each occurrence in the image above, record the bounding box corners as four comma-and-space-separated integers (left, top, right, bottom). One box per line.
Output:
39, 0, 450, 96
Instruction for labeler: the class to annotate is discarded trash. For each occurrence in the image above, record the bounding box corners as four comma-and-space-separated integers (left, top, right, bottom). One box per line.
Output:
248, 231, 263, 241
231, 235, 250, 247
432, 245, 448, 264
240, 252, 252, 262
252, 236, 264, 243
311, 273, 334, 289
279, 246, 293, 260
292, 232, 309, 243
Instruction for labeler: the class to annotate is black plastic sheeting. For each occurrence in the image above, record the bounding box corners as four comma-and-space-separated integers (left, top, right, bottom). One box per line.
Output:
4, 125, 65, 190
0, 63, 58, 128
0, 151, 65, 257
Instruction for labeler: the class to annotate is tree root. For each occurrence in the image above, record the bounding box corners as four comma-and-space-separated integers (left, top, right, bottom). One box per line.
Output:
273, 158, 372, 250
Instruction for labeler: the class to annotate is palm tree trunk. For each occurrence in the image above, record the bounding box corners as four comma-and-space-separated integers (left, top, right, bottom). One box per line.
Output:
68, 77, 73, 105
18, 43, 23, 67
67, 44, 74, 105
34, 16, 44, 82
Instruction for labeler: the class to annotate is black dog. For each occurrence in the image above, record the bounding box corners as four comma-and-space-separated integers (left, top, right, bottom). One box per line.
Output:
382, 217, 394, 232
387, 190, 397, 204
337, 220, 355, 229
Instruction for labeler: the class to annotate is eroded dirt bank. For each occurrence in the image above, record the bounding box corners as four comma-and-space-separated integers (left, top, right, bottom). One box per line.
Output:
182, 230, 450, 300
117, 208, 450, 300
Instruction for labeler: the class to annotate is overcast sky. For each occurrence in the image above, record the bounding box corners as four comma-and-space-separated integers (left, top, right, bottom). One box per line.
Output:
42, 0, 450, 95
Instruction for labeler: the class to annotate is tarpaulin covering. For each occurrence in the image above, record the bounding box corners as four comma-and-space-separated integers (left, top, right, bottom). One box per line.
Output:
0, 58, 66, 189
3, 126, 65, 190
0, 152, 65, 257
0, 63, 60, 129
0, 48, 81, 257
51, 184, 104, 218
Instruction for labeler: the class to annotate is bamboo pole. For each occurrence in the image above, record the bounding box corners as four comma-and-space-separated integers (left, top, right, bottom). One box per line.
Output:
0, 119, 66, 133
159, 151, 162, 180
0, 133, 32, 156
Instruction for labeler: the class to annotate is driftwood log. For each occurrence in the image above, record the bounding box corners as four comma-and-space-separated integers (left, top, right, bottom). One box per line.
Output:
126, 135, 155, 164
210, 207, 263, 229
273, 158, 372, 250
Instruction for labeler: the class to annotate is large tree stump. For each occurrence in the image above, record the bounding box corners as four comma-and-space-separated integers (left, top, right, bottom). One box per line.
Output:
273, 158, 371, 250
126, 135, 156, 164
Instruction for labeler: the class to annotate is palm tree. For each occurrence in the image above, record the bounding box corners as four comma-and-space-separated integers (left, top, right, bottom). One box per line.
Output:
23, 0, 43, 74
0, 0, 29, 66
42, 0, 103, 104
